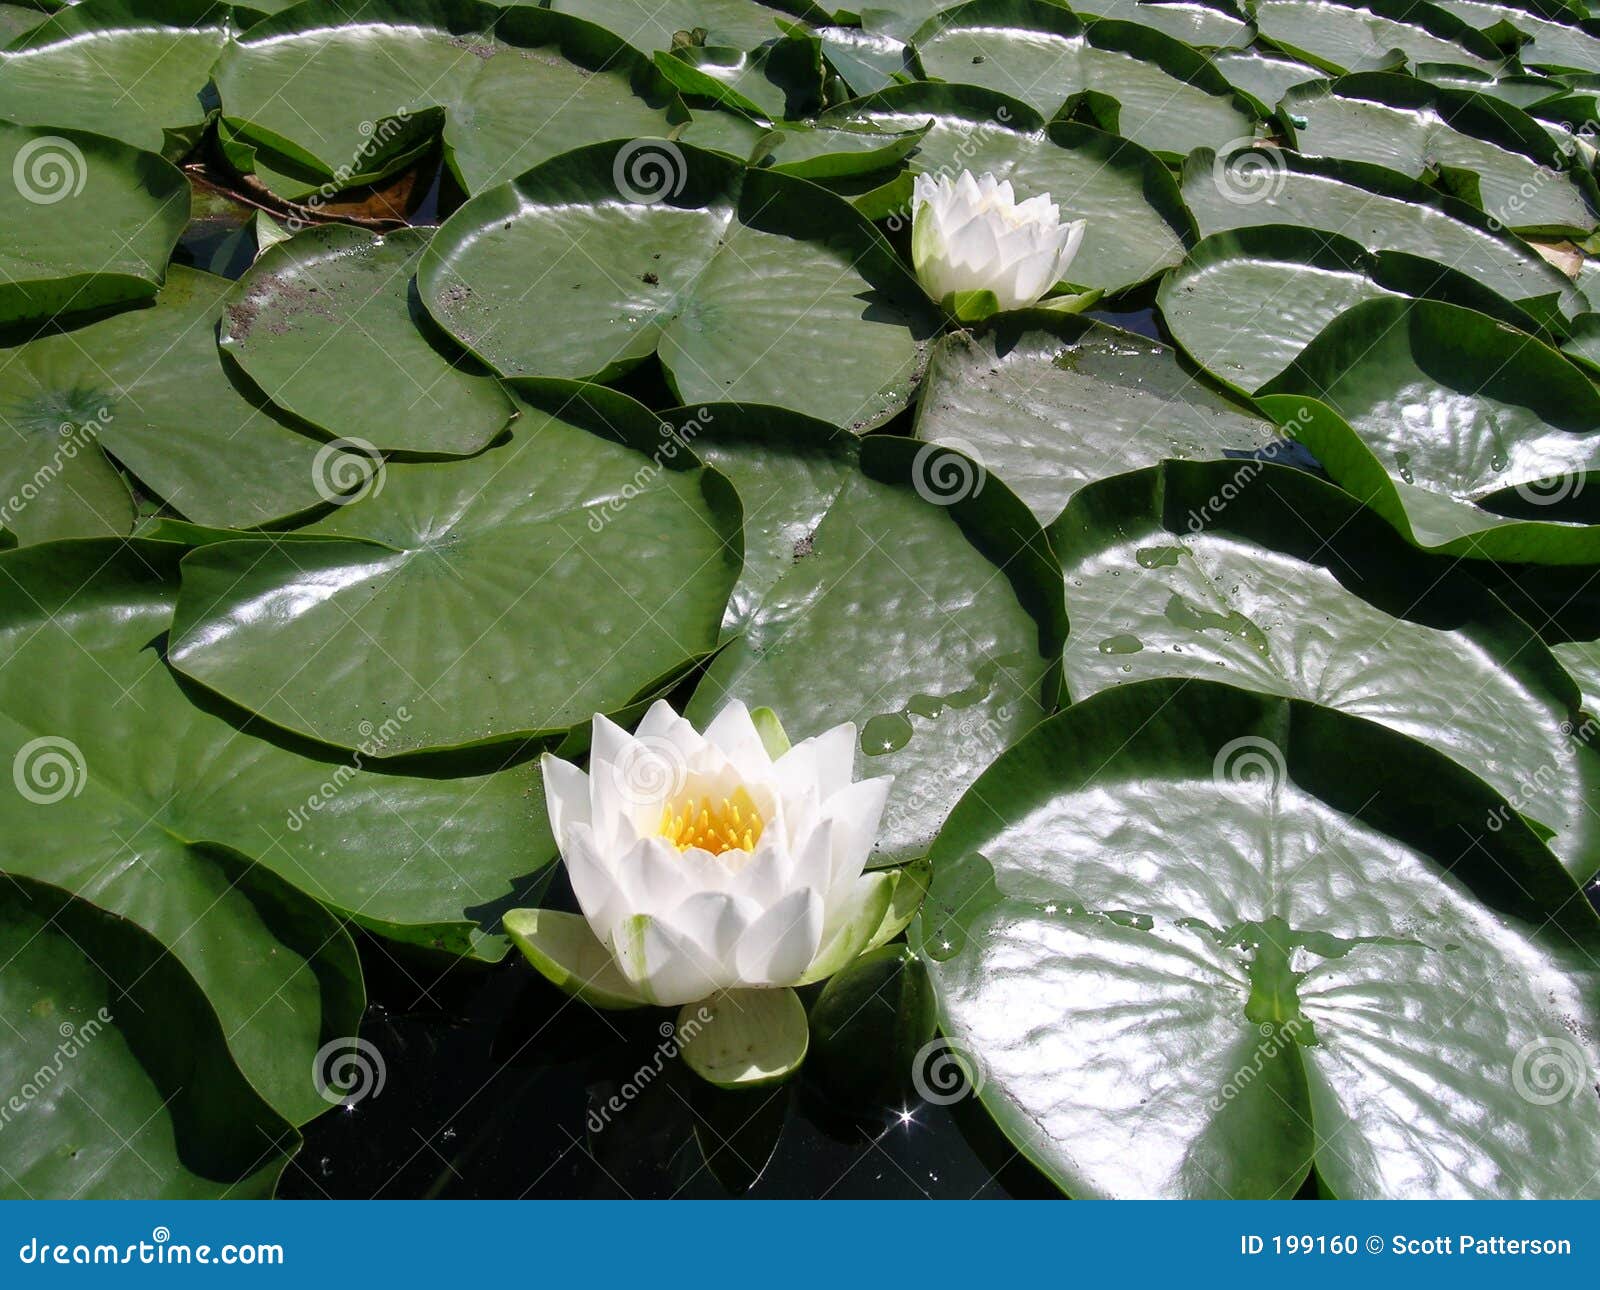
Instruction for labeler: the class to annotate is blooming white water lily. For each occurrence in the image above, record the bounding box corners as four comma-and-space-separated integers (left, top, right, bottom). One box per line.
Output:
519, 702, 912, 1030
911, 169, 1087, 313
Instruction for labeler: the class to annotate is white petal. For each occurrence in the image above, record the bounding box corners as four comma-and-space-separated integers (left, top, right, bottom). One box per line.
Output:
540, 753, 590, 843
774, 721, 856, 803
666, 891, 754, 969
625, 835, 707, 916
735, 888, 823, 985
634, 698, 684, 740
821, 775, 893, 890
563, 822, 628, 942
611, 914, 726, 1006
702, 700, 773, 776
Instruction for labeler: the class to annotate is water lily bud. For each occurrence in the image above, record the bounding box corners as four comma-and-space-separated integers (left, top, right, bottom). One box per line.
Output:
911, 169, 1087, 313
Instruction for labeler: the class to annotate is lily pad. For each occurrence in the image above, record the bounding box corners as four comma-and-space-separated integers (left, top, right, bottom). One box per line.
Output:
550, 0, 827, 55
688, 435, 1067, 868
1159, 225, 1550, 394
1049, 460, 1600, 880
0, 541, 366, 1125
0, 119, 187, 326
1435, 0, 1600, 74
909, 0, 1258, 161
0, 0, 230, 157
911, 678, 1600, 1197
1255, 0, 1508, 73
220, 225, 514, 456
822, 83, 1194, 294
169, 383, 743, 755
1258, 296, 1600, 563
213, 0, 686, 196
1280, 73, 1599, 235
1181, 146, 1585, 322
418, 140, 936, 429
1210, 47, 1326, 111
1066, 0, 1255, 48
678, 986, 809, 1088
0, 879, 296, 1199
913, 311, 1278, 526
657, 404, 861, 633
0, 266, 360, 531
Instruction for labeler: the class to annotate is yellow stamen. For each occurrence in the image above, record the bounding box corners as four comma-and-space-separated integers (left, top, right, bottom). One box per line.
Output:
656, 785, 764, 855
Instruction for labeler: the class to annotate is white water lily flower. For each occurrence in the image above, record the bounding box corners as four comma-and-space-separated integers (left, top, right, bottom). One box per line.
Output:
538, 700, 895, 1007
911, 169, 1087, 311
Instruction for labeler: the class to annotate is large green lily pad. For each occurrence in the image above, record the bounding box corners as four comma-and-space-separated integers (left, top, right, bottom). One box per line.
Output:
220, 225, 514, 456
913, 311, 1278, 526
1259, 296, 1600, 563
1255, 0, 1508, 73
0, 878, 296, 1199
688, 435, 1067, 867
909, 0, 1257, 161
911, 678, 1600, 1197
1181, 146, 1585, 322
1159, 225, 1550, 394
418, 140, 936, 429
0, 541, 365, 1125
1210, 47, 1326, 111
1435, 0, 1600, 74
169, 384, 742, 755
822, 83, 1195, 295
550, 0, 827, 54
1050, 460, 1600, 879
0, 266, 360, 532
0, 0, 230, 157
213, 0, 685, 196
1280, 73, 1599, 235
0, 120, 187, 327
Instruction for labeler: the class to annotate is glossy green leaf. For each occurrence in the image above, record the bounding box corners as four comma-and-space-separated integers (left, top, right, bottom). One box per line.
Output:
823, 83, 1195, 294
1280, 73, 1599, 234
550, 0, 827, 55
914, 312, 1278, 525
220, 225, 514, 456
1210, 47, 1326, 112
688, 435, 1067, 868
504, 907, 649, 1009
652, 29, 825, 120
0, 266, 358, 531
1064, 0, 1255, 48
418, 140, 936, 429
0, 120, 187, 326
213, 0, 685, 196
911, 0, 1257, 161
1256, 0, 1508, 73
0, 541, 365, 1125
1159, 225, 1551, 394
1259, 296, 1600, 562
1050, 459, 1600, 880
1436, 0, 1600, 74
807, 945, 937, 1107
911, 679, 1600, 1197
0, 879, 296, 1199
169, 383, 742, 755
1182, 146, 1585, 322
0, 0, 229, 157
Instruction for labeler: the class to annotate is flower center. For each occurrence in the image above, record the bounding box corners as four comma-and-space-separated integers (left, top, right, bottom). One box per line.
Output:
657, 785, 764, 855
